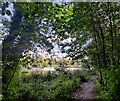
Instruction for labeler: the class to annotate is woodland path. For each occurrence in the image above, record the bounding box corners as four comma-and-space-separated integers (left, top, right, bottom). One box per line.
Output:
73, 75, 97, 100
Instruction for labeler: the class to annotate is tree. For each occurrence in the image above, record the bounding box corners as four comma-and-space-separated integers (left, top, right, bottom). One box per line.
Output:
49, 2, 120, 98
2, 2, 54, 99
2, 1, 120, 100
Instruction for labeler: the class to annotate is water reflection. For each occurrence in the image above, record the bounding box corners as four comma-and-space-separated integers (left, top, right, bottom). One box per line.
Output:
22, 67, 84, 72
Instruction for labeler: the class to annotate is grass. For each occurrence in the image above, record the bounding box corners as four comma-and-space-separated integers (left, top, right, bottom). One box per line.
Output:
4, 69, 91, 101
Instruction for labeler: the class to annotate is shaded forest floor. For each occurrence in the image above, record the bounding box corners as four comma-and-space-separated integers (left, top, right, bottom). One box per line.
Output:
73, 75, 97, 100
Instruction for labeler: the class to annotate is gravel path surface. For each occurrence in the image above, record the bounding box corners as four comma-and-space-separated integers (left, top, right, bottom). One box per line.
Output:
73, 75, 97, 100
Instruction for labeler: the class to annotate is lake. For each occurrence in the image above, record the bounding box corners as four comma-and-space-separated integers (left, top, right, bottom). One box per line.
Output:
22, 67, 86, 72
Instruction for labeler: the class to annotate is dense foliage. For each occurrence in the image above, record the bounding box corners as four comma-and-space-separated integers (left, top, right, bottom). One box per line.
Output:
71, 3, 120, 99
3, 70, 90, 101
49, 2, 120, 99
1, 1, 120, 100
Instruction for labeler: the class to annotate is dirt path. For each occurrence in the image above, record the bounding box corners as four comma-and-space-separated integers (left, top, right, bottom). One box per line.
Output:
73, 75, 97, 100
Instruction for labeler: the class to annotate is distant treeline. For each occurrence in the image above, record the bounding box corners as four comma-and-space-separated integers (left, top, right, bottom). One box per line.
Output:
19, 55, 80, 69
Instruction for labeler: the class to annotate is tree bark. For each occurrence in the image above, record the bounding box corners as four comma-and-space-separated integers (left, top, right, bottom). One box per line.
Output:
90, 12, 104, 85
107, 2, 115, 66
98, 16, 107, 69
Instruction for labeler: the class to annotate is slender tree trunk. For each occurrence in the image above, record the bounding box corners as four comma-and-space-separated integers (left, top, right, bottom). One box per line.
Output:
3, 60, 19, 94
90, 12, 104, 85
107, 2, 115, 66
94, 32, 104, 85
94, 29, 106, 86
117, 56, 119, 65
98, 17, 107, 69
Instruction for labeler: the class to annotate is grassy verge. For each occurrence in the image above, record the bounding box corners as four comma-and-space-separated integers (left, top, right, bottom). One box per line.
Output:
3, 70, 91, 101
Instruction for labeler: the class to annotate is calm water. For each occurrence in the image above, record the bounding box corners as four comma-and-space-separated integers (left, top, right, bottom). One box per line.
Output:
22, 67, 85, 72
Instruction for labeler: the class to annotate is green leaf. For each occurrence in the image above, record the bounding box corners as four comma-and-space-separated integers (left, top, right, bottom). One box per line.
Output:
55, 13, 61, 18
6, 10, 11, 16
68, 4, 73, 11
55, 14, 60, 18
4, 2, 9, 8
0, 94, 3, 100
48, 7, 51, 11
28, 15, 31, 18
35, 14, 39, 17
65, 18, 70, 22
2, 10, 5, 15
66, 11, 73, 16
57, 29, 62, 32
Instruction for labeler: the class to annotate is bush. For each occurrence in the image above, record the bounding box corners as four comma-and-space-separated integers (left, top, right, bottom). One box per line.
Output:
95, 66, 120, 100
0, 95, 3, 100
3, 70, 90, 101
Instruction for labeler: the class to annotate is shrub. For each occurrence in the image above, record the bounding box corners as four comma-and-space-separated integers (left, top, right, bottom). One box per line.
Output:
3, 70, 90, 101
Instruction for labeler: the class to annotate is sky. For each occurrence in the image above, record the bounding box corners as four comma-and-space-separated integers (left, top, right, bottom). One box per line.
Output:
2, 2, 72, 59
2, 2, 92, 59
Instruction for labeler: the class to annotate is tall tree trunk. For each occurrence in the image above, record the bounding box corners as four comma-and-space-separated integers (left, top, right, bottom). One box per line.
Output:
98, 16, 107, 69
3, 60, 19, 94
96, 37, 103, 84
93, 32, 104, 85
107, 2, 115, 66
90, 12, 104, 85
